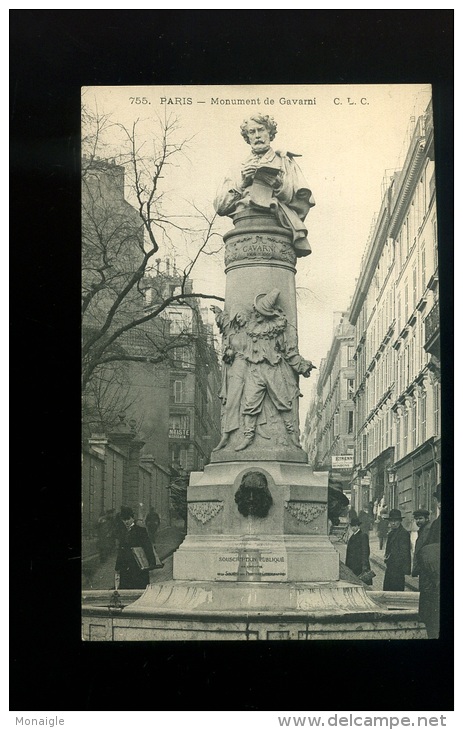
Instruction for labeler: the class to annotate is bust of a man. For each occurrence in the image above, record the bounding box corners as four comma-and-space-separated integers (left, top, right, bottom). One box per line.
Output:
214, 114, 315, 257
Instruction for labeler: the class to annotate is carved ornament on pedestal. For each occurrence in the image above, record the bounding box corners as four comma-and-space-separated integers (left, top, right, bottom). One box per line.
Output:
188, 501, 224, 525
284, 501, 327, 524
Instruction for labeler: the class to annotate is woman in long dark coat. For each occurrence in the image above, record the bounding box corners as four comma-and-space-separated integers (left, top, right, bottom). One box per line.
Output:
345, 518, 371, 577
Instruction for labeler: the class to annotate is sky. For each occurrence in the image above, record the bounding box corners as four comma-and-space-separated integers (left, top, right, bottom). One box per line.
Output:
83, 83, 432, 426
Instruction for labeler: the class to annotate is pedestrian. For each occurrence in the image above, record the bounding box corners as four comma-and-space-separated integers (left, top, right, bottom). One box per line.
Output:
411, 508, 432, 579
145, 507, 161, 543
383, 508, 412, 591
145, 506, 164, 569
376, 508, 389, 550
358, 507, 370, 535
411, 508, 434, 635
114, 506, 157, 590
368, 501, 375, 530
345, 518, 372, 583
417, 486, 441, 638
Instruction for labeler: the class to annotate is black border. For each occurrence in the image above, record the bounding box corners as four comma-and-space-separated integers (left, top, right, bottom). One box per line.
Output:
10, 10, 454, 712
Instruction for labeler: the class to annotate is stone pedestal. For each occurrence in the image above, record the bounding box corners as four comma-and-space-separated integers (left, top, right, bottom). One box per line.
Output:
173, 461, 339, 582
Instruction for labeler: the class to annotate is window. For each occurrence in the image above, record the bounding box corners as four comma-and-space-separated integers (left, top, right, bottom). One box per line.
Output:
169, 312, 184, 334
171, 444, 180, 465
172, 347, 184, 365
410, 336, 415, 379
397, 293, 402, 332
171, 444, 188, 470
173, 380, 183, 403
412, 266, 417, 307
403, 411, 409, 455
421, 391, 427, 443
421, 247, 426, 291
347, 379, 355, 398
432, 216, 438, 269
429, 170, 436, 201
334, 412, 339, 437
362, 434, 368, 466
396, 417, 401, 461
169, 414, 190, 439
433, 382, 440, 436
347, 410, 354, 434
404, 280, 409, 323
415, 469, 433, 513
411, 400, 417, 451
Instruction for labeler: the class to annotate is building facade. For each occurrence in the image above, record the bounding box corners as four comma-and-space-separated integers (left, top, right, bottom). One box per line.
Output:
303, 101, 440, 531
141, 265, 222, 476
348, 101, 440, 528
303, 312, 356, 496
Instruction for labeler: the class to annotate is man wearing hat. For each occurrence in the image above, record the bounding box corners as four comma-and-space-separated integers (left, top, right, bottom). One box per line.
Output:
411, 507, 438, 638
114, 506, 157, 590
383, 509, 412, 591
345, 518, 372, 582
417, 486, 441, 638
411, 508, 431, 579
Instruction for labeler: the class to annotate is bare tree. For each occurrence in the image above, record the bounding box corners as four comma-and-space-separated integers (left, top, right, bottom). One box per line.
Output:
81, 105, 224, 404
81, 360, 143, 439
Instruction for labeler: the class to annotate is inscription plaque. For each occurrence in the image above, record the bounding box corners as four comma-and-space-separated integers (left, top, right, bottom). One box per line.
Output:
216, 548, 287, 582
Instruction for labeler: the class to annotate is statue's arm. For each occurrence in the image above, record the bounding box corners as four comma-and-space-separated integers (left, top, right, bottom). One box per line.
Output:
214, 171, 245, 216
281, 341, 316, 377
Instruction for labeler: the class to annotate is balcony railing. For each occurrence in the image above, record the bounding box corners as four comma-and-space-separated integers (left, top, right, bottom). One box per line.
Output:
424, 301, 440, 359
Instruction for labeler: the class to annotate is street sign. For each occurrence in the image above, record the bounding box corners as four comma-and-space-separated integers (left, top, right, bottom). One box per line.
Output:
331, 455, 354, 470
169, 428, 190, 439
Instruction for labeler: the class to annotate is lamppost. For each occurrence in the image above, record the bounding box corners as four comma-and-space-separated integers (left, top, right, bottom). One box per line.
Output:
387, 466, 397, 509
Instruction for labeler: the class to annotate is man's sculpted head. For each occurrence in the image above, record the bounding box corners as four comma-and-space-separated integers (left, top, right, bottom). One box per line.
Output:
240, 115, 278, 145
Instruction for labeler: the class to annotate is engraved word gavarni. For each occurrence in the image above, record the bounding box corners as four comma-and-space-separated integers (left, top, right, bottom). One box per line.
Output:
225, 235, 296, 267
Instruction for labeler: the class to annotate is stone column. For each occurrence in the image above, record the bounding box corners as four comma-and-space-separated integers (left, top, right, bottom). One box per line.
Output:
210, 208, 308, 463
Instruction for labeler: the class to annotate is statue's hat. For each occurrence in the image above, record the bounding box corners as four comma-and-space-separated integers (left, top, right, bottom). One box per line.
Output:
254, 289, 281, 317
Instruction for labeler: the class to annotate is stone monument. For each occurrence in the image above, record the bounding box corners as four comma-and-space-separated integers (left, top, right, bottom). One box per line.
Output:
172, 114, 340, 585
82, 115, 426, 639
